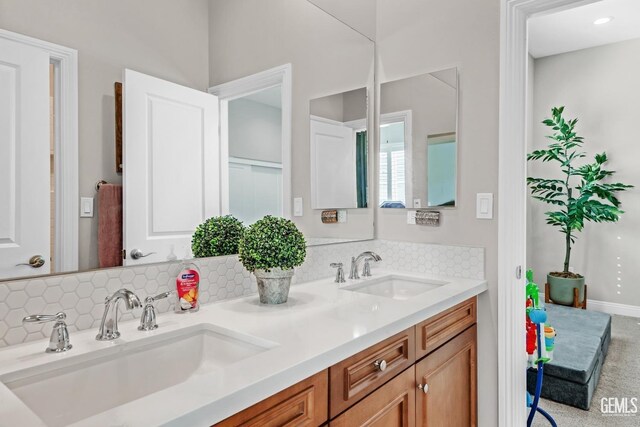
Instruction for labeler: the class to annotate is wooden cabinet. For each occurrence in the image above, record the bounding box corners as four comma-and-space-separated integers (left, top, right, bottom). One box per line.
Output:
216, 297, 477, 427
415, 325, 477, 427
215, 371, 328, 427
329, 327, 415, 418
415, 298, 476, 359
330, 367, 416, 427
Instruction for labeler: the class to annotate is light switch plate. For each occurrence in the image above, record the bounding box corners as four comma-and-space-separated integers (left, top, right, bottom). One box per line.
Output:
293, 197, 303, 217
80, 197, 94, 218
337, 210, 347, 223
476, 193, 493, 219
407, 210, 417, 225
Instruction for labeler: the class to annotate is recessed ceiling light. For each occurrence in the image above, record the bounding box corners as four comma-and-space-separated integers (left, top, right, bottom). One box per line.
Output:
593, 17, 613, 25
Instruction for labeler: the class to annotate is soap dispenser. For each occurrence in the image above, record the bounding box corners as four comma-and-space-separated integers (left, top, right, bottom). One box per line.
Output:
175, 247, 200, 313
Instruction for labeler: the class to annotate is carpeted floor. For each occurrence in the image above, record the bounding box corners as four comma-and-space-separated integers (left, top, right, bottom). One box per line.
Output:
533, 314, 640, 426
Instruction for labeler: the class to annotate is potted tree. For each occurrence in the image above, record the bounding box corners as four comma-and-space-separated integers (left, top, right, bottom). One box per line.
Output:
527, 106, 633, 305
239, 216, 306, 304
192, 215, 244, 258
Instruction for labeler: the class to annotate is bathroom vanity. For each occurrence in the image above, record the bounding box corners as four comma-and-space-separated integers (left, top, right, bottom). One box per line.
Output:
0, 270, 486, 426
218, 298, 477, 427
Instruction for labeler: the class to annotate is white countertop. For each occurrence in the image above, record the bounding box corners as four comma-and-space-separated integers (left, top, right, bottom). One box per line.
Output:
0, 270, 487, 427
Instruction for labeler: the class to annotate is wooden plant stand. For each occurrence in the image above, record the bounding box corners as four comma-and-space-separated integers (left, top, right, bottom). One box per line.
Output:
545, 282, 587, 309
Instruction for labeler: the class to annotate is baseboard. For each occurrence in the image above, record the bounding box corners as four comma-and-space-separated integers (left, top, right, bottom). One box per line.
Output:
540, 293, 640, 318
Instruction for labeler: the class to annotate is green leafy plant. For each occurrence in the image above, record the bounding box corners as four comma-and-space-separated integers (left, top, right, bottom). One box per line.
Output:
527, 106, 633, 277
192, 215, 245, 258
239, 215, 306, 272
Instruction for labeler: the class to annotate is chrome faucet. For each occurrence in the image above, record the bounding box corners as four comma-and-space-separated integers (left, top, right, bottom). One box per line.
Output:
23, 312, 72, 353
349, 251, 382, 279
330, 262, 346, 283
96, 288, 142, 341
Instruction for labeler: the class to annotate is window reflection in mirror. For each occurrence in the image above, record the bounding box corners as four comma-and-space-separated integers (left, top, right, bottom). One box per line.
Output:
379, 68, 458, 209
228, 86, 284, 224
309, 87, 368, 209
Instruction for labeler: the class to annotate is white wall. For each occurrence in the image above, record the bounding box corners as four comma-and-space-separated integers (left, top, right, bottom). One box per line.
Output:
376, 0, 500, 425
229, 98, 282, 164
528, 39, 640, 307
0, 0, 210, 271
209, 0, 375, 241
307, 0, 377, 41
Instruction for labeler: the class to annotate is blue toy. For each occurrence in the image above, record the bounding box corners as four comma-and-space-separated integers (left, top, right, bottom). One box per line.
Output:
525, 270, 557, 427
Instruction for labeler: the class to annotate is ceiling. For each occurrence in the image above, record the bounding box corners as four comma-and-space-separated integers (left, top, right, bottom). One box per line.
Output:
529, 0, 640, 58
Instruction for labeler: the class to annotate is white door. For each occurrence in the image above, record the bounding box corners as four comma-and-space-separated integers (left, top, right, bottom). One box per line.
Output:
310, 118, 357, 209
123, 70, 220, 265
0, 38, 50, 279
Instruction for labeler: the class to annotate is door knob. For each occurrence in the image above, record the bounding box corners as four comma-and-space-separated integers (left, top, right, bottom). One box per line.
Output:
417, 383, 429, 394
130, 249, 156, 260
374, 359, 387, 372
16, 255, 45, 268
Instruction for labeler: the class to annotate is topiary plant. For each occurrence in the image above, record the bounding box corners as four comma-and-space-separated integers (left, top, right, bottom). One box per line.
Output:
239, 215, 306, 272
192, 215, 244, 258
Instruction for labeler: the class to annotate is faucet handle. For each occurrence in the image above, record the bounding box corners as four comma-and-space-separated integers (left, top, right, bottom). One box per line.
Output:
23, 312, 72, 353
330, 263, 346, 283
138, 291, 173, 331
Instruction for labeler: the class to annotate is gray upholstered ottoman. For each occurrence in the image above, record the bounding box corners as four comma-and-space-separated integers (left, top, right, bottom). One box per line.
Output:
526, 304, 611, 410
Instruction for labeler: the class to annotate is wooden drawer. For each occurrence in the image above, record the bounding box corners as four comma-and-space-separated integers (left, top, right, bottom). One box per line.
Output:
330, 366, 415, 427
416, 297, 476, 359
215, 370, 328, 427
329, 327, 415, 418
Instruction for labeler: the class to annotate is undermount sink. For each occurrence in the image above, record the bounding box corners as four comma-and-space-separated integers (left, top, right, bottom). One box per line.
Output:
0, 324, 276, 427
343, 275, 448, 300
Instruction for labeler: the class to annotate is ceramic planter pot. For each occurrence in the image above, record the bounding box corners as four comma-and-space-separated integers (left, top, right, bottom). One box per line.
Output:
547, 273, 585, 306
254, 268, 294, 304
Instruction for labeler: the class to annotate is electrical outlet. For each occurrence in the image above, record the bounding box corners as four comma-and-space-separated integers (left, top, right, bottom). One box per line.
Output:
407, 210, 416, 225
293, 197, 303, 216
413, 199, 421, 208
337, 210, 347, 223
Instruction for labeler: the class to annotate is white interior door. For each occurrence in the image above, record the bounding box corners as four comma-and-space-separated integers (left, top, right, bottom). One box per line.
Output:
310, 118, 357, 209
123, 69, 219, 265
0, 38, 50, 279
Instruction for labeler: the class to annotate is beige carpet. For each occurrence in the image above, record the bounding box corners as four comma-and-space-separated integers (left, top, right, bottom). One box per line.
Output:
533, 314, 640, 426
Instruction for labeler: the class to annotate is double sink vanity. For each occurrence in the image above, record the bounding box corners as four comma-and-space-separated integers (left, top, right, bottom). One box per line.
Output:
0, 260, 486, 427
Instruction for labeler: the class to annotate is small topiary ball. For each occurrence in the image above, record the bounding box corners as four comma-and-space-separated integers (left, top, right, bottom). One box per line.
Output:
239, 215, 306, 272
192, 215, 245, 258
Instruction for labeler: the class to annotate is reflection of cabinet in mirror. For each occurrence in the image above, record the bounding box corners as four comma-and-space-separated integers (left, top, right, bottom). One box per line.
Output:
310, 87, 368, 209
379, 68, 458, 209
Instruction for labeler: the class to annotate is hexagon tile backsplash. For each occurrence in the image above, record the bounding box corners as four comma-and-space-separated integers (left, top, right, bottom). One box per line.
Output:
0, 240, 484, 348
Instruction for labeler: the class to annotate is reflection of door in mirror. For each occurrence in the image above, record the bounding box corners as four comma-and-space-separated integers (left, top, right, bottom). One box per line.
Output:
228, 86, 283, 224
379, 111, 412, 208
309, 87, 368, 209
427, 133, 457, 207
0, 32, 78, 280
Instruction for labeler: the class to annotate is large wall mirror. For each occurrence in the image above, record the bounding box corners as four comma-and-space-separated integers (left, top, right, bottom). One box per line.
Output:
379, 68, 458, 209
0, 0, 374, 282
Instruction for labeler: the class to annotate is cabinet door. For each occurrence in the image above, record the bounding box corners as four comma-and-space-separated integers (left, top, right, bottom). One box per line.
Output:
330, 367, 415, 427
415, 325, 476, 427
215, 371, 328, 427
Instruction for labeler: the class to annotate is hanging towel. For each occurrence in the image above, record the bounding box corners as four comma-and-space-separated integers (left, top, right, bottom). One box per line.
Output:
98, 184, 123, 268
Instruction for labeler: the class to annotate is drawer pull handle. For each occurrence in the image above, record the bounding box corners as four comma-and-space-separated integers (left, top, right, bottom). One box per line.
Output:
373, 359, 387, 372
418, 383, 429, 394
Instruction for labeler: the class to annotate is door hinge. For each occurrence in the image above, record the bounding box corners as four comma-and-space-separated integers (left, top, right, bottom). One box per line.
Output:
515, 265, 522, 279
122, 249, 126, 260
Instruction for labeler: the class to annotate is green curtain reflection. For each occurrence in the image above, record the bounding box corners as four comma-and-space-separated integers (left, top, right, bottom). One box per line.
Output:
356, 130, 368, 208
